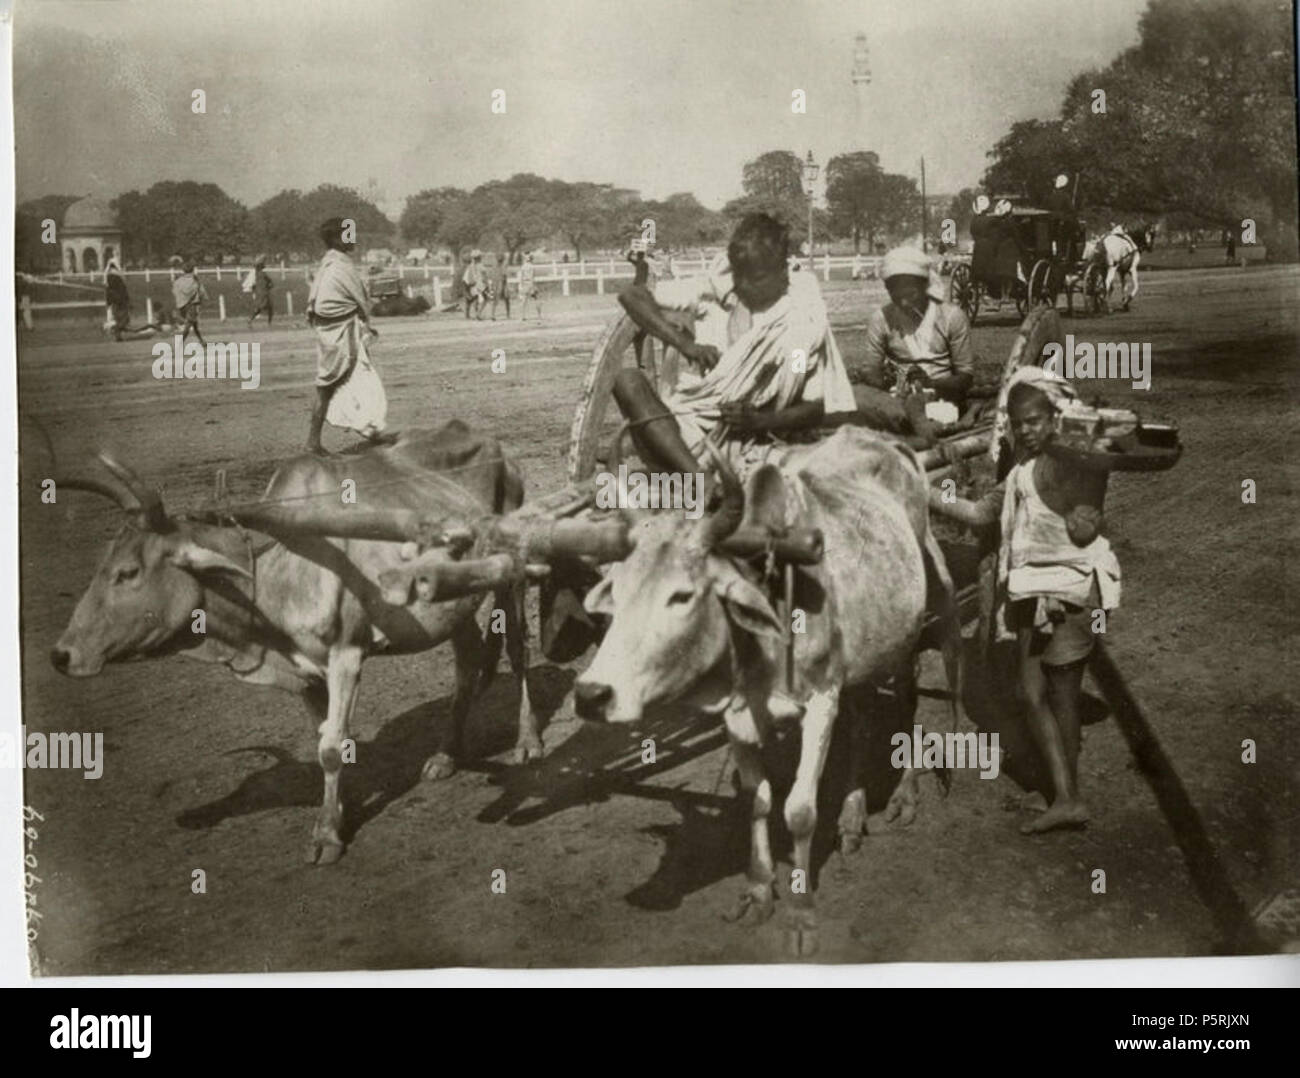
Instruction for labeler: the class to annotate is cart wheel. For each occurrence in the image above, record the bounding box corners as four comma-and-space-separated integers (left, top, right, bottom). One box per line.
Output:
567, 309, 691, 483
948, 262, 978, 325
1028, 259, 1051, 308
1085, 263, 1108, 315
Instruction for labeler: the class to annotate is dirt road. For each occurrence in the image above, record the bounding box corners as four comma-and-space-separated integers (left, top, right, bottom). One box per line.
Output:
18, 267, 1298, 971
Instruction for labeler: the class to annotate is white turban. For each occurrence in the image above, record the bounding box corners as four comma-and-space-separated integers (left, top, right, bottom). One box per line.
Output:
880, 246, 944, 300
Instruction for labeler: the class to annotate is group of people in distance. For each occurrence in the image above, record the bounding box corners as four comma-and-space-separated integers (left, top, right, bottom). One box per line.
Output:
102, 258, 274, 344
461, 249, 542, 321
611, 211, 1112, 834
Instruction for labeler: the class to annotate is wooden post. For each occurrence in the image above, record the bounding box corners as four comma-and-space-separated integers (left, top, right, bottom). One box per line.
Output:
286, 292, 294, 317
280, 260, 286, 281
822, 252, 830, 282
216, 263, 222, 280
596, 267, 604, 295
562, 269, 570, 297
433, 275, 443, 308
20, 294, 32, 330
146, 297, 154, 325
424, 265, 430, 280
551, 260, 557, 276
218, 294, 227, 321
145, 267, 151, 283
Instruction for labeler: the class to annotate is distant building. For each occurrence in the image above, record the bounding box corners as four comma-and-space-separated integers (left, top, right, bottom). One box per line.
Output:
405, 247, 430, 263
61, 196, 122, 274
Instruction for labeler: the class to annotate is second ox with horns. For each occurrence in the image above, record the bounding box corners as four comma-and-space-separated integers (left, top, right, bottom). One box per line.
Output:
51, 421, 539, 865
573, 427, 966, 952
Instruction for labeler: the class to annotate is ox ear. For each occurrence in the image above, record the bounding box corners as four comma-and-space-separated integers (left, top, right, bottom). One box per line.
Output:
582, 572, 615, 618
710, 561, 783, 640
166, 537, 253, 580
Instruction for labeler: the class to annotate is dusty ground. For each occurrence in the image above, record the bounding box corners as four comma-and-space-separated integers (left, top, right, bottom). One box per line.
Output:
16, 266, 1298, 972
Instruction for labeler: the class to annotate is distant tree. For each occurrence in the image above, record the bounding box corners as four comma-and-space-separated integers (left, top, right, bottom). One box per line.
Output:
944, 187, 979, 243
984, 0, 1297, 255
14, 194, 80, 272
248, 189, 310, 261
824, 152, 921, 253
298, 184, 393, 255
982, 120, 1072, 205
742, 150, 806, 202
110, 181, 249, 265
400, 187, 464, 250
475, 174, 555, 263
724, 150, 811, 235
638, 192, 728, 248
552, 181, 633, 262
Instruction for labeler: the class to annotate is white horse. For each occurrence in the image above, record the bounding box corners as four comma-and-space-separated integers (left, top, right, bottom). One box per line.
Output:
1083, 226, 1142, 311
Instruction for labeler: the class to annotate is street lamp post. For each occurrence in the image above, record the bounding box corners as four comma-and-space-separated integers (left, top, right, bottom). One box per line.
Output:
803, 151, 819, 268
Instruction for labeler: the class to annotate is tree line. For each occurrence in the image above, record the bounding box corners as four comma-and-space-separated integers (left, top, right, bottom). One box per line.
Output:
976, 0, 1297, 251
14, 151, 925, 275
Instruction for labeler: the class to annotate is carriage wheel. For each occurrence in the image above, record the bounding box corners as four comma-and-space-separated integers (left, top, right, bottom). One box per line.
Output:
1084, 263, 1108, 315
1028, 259, 1057, 309
1014, 288, 1029, 319
948, 263, 979, 326
567, 309, 691, 483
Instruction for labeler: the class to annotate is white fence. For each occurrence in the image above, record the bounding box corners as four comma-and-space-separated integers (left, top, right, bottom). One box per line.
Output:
20, 254, 895, 328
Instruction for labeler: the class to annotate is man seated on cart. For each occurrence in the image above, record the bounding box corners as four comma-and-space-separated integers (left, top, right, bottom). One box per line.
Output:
613, 212, 857, 475
854, 246, 975, 447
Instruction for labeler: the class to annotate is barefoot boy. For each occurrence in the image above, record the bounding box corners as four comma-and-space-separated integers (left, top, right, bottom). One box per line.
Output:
929, 368, 1120, 833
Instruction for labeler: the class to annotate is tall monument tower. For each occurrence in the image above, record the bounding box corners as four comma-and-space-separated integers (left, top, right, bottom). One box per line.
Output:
850, 32, 872, 152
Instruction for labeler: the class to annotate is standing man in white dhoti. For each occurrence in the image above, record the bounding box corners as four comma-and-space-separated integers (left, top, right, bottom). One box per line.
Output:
305, 217, 394, 455
613, 213, 856, 474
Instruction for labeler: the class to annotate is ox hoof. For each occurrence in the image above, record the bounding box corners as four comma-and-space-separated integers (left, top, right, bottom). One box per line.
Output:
783, 908, 819, 958
421, 753, 457, 781
837, 791, 867, 854
723, 886, 775, 926
306, 838, 345, 866
884, 788, 918, 827
510, 735, 544, 765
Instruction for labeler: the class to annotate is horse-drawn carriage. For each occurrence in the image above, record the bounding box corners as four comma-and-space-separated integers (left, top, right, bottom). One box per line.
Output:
949, 204, 1107, 324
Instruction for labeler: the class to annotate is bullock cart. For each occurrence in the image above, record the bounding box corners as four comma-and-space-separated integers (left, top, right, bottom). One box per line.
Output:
189, 308, 1178, 618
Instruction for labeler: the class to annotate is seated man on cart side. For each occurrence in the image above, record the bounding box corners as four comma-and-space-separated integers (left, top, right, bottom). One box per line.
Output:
854, 246, 975, 447
613, 212, 857, 476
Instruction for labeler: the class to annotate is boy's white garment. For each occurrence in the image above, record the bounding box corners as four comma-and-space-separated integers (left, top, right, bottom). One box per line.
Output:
995, 457, 1121, 640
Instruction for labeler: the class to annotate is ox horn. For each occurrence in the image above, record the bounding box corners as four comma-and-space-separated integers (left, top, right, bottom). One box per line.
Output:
96, 451, 169, 530
55, 453, 169, 531
694, 440, 744, 550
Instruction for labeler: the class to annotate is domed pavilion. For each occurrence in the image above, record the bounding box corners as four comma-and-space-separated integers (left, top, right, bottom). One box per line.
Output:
61, 196, 123, 274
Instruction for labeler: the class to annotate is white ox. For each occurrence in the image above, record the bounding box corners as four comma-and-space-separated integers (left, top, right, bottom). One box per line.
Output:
573, 428, 964, 952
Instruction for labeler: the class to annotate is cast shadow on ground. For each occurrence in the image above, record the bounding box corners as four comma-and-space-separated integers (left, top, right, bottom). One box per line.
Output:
174, 663, 576, 844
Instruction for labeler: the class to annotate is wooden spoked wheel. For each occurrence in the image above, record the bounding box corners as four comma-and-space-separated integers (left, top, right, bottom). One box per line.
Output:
566, 309, 694, 483
948, 262, 979, 325
1028, 258, 1065, 310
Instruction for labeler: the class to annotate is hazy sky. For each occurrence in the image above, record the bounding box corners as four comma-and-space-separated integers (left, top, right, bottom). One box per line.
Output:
12, 0, 1149, 215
